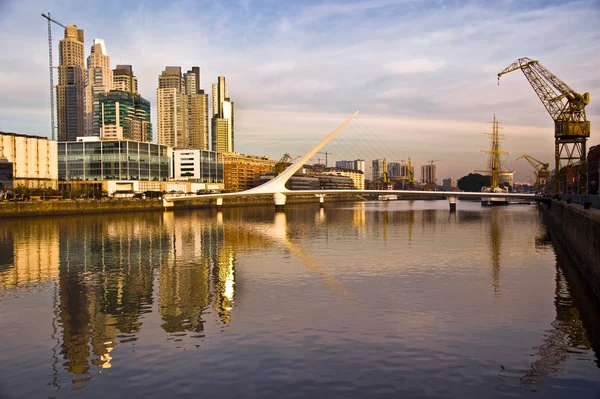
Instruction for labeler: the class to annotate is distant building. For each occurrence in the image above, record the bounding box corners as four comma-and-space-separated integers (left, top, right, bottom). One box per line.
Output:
58, 138, 169, 194
113, 65, 138, 94
400, 163, 414, 179
387, 162, 401, 177
303, 165, 364, 190
442, 178, 452, 191
335, 159, 366, 175
99, 90, 152, 142
223, 153, 275, 192
588, 144, 599, 195
498, 172, 514, 187
85, 38, 112, 137
212, 76, 234, 153
57, 25, 85, 142
255, 172, 320, 190
372, 159, 384, 181
335, 160, 354, 170
170, 148, 224, 189
421, 164, 436, 184
0, 158, 13, 190
0, 132, 58, 189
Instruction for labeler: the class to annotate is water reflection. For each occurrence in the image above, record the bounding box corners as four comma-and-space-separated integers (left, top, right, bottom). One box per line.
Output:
0, 203, 599, 397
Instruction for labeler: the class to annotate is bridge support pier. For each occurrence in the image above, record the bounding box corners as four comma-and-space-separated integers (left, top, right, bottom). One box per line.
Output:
315, 194, 326, 208
274, 192, 287, 212
448, 196, 456, 212
163, 197, 174, 210
216, 197, 223, 211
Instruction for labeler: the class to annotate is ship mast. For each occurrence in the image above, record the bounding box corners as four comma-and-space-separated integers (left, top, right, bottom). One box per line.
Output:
474, 115, 512, 189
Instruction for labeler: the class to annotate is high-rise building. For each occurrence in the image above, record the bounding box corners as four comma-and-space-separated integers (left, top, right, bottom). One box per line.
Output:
211, 76, 234, 153
183, 67, 209, 150
443, 178, 452, 191
157, 67, 185, 148
85, 39, 113, 137
113, 65, 138, 94
400, 163, 414, 179
99, 90, 152, 142
387, 162, 401, 177
57, 25, 85, 142
372, 159, 384, 181
421, 164, 436, 184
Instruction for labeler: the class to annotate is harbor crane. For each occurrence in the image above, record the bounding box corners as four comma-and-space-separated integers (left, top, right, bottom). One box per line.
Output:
274, 154, 294, 175
516, 155, 550, 190
41, 12, 65, 141
498, 57, 591, 194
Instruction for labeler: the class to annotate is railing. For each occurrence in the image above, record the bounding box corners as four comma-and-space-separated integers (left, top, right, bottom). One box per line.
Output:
559, 194, 600, 209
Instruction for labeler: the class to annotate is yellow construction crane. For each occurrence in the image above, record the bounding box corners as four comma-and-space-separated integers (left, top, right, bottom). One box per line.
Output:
382, 158, 390, 185
517, 155, 550, 190
498, 57, 591, 194
407, 158, 416, 185
274, 154, 294, 175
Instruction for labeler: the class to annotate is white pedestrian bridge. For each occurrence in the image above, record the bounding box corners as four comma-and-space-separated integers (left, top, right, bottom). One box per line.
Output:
163, 110, 537, 210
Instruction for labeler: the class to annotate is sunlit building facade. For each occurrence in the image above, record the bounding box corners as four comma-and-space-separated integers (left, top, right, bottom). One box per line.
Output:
99, 90, 152, 142
0, 132, 58, 189
171, 148, 224, 186
57, 25, 85, 142
85, 39, 113, 137
223, 153, 275, 192
211, 76, 234, 153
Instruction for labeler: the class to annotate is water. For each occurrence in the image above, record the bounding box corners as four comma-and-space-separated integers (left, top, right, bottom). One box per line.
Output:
0, 200, 599, 398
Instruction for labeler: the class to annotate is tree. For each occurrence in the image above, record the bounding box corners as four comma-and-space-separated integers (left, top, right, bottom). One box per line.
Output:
457, 173, 491, 192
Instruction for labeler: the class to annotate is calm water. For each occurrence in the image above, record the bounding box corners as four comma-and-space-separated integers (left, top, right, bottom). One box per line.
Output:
0, 200, 599, 398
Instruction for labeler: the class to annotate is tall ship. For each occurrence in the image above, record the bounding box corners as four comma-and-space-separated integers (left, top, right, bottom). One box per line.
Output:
475, 115, 513, 206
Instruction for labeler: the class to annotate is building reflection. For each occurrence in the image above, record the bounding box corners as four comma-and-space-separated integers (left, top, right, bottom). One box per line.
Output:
517, 226, 600, 384
0, 219, 59, 289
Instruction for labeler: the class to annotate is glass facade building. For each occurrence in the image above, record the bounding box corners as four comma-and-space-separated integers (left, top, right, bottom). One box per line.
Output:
58, 140, 169, 181
99, 90, 152, 142
0, 158, 13, 190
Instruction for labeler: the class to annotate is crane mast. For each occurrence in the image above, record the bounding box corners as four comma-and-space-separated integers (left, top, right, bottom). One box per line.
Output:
41, 13, 65, 141
498, 57, 591, 194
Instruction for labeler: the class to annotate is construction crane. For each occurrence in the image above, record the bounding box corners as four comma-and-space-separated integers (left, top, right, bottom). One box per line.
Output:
274, 153, 295, 175
41, 12, 65, 141
406, 157, 416, 189
517, 155, 550, 190
428, 159, 443, 164
498, 57, 591, 194
316, 151, 333, 167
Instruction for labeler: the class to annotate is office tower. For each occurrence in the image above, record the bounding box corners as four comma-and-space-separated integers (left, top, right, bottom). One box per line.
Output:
421, 164, 436, 184
183, 67, 209, 150
211, 76, 234, 153
99, 90, 152, 142
113, 65, 138, 94
85, 39, 112, 137
57, 25, 85, 142
400, 163, 414, 178
387, 162, 401, 177
372, 159, 384, 181
157, 66, 185, 147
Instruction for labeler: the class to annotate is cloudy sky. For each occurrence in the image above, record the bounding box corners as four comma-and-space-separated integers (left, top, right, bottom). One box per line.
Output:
0, 0, 599, 180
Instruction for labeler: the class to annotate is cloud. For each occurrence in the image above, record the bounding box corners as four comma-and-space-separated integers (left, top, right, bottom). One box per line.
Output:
383, 58, 445, 74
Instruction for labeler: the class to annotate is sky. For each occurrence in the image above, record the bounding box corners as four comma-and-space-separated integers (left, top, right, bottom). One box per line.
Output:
0, 0, 599, 181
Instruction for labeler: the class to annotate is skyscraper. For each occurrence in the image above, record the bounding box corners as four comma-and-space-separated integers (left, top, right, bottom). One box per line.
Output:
387, 162, 401, 177
57, 25, 85, 142
183, 67, 209, 150
421, 164, 437, 184
113, 65, 138, 94
157, 66, 185, 148
85, 39, 112, 137
211, 76, 234, 153
372, 159, 384, 181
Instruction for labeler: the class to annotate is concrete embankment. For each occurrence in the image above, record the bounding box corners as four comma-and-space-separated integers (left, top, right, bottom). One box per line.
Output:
541, 199, 600, 300
0, 194, 363, 218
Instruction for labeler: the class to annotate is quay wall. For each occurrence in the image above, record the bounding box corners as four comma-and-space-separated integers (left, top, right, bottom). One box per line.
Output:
0, 194, 365, 218
541, 199, 600, 300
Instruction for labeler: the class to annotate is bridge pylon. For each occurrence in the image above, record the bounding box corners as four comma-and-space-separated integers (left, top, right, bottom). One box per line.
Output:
274, 192, 287, 211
